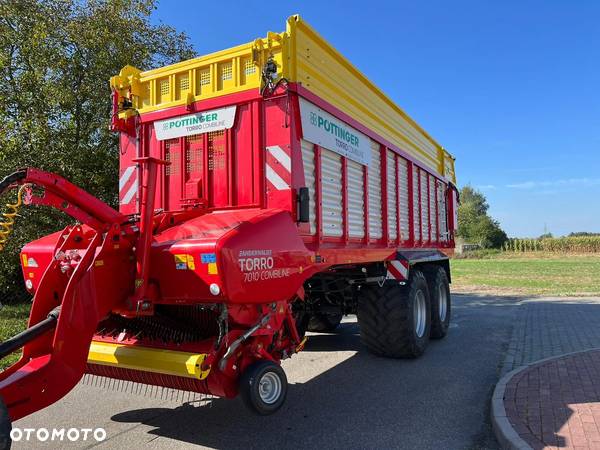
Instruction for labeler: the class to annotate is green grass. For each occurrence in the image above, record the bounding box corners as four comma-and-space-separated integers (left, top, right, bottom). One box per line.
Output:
0, 302, 30, 370
451, 255, 600, 296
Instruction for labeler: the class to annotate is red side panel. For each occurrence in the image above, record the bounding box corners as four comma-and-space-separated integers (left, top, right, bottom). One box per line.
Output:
124, 92, 269, 213
207, 130, 229, 207
118, 133, 139, 215
233, 103, 258, 206
183, 133, 204, 204
263, 97, 293, 211
164, 138, 183, 211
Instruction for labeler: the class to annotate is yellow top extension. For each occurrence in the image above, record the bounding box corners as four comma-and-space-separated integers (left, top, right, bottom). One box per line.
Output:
111, 15, 456, 183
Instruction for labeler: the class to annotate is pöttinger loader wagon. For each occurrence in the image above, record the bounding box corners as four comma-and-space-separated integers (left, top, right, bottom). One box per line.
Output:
0, 15, 457, 442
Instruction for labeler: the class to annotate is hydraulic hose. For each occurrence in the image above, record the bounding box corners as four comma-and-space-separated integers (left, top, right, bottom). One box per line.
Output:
0, 307, 60, 360
0, 170, 26, 197
0, 170, 28, 251
0, 184, 30, 252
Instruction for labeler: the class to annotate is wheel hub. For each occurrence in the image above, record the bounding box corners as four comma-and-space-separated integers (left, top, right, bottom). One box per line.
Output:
414, 290, 427, 338
258, 372, 282, 404
438, 283, 448, 322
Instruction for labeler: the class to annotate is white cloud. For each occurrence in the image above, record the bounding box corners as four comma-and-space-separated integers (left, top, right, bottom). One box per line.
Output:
507, 181, 536, 189
477, 184, 496, 190
506, 178, 600, 189
507, 166, 557, 174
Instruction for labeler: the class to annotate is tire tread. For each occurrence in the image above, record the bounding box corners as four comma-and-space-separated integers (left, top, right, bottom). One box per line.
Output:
357, 270, 430, 358
423, 265, 451, 339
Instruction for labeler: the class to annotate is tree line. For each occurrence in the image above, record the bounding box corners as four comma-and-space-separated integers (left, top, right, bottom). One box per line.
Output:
0, 0, 195, 302
456, 186, 599, 251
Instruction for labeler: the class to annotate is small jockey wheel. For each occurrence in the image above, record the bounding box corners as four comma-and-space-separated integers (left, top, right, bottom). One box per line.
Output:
240, 361, 288, 415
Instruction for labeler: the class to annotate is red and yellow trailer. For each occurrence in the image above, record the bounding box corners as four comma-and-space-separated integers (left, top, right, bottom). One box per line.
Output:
0, 15, 457, 434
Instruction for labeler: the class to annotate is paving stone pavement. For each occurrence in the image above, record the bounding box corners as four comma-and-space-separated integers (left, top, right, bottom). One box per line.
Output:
502, 297, 600, 375
494, 296, 600, 450
503, 349, 600, 449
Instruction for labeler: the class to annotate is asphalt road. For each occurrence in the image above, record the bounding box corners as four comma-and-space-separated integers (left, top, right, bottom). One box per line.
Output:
13, 294, 520, 449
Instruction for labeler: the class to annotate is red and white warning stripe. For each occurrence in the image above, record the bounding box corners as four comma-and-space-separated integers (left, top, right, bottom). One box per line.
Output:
119, 165, 138, 206
386, 259, 409, 281
266, 145, 291, 191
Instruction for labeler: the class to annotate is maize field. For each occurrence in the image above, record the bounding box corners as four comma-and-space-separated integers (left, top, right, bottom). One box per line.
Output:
503, 237, 600, 253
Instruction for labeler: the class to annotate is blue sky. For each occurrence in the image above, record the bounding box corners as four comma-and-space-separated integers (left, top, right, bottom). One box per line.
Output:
154, 0, 599, 237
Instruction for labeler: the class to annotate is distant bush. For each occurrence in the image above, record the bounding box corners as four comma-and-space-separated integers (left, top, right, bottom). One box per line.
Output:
503, 237, 600, 253
0, 0, 195, 304
453, 248, 503, 259
456, 186, 507, 248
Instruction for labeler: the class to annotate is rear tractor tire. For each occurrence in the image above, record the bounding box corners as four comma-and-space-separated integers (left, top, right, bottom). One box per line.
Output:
357, 270, 431, 358
240, 361, 288, 415
0, 396, 11, 450
425, 266, 451, 339
307, 313, 343, 333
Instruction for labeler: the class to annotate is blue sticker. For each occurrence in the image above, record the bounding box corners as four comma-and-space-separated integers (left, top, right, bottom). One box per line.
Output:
201, 253, 217, 264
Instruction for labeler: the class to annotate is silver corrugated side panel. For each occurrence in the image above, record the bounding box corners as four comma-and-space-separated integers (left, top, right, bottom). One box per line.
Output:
321, 148, 343, 237
368, 141, 382, 239
420, 170, 429, 241
301, 139, 317, 235
347, 159, 365, 238
430, 176, 437, 241
386, 150, 397, 240
438, 181, 448, 241
413, 165, 421, 242
398, 157, 410, 241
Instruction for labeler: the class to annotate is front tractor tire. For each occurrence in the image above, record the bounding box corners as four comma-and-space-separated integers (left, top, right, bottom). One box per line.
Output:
425, 266, 451, 339
0, 396, 11, 450
357, 270, 431, 358
240, 361, 288, 415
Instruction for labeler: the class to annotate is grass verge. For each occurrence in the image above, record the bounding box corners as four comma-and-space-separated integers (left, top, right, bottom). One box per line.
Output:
451, 254, 600, 296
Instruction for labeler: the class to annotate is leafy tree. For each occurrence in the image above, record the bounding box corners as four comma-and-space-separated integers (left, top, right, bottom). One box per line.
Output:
0, 0, 195, 302
457, 186, 507, 248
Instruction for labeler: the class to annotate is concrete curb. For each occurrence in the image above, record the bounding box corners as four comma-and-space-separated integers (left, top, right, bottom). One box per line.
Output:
491, 348, 600, 450
491, 365, 532, 450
